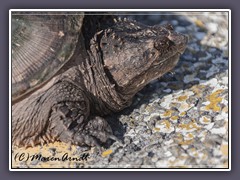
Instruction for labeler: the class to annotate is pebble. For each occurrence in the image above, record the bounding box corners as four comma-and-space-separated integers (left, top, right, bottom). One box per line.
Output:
207, 22, 218, 33
211, 127, 227, 135
195, 32, 206, 40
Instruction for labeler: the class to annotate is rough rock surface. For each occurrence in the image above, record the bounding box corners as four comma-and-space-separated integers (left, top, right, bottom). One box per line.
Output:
12, 11, 229, 169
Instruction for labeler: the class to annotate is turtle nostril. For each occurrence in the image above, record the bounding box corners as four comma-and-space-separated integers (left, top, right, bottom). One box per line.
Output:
168, 40, 175, 46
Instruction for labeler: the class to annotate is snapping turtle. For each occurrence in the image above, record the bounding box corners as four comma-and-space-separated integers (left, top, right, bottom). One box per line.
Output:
12, 12, 188, 148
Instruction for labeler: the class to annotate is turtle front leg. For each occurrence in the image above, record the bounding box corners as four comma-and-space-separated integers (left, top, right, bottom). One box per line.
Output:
73, 116, 119, 147
50, 105, 118, 147
12, 80, 118, 148
46, 94, 118, 148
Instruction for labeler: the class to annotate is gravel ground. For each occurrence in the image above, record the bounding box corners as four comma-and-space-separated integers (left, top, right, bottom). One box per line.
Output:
12, 11, 229, 169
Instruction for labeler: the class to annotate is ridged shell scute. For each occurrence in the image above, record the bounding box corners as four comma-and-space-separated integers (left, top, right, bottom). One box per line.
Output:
11, 12, 84, 101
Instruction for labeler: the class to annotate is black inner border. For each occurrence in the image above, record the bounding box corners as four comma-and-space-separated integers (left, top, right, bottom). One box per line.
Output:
1, 0, 238, 178
9, 9, 230, 171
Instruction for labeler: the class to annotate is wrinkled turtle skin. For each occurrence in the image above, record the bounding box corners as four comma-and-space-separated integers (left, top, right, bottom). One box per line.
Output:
12, 12, 188, 148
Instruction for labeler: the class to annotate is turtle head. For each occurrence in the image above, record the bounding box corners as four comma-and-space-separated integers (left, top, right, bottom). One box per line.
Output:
98, 19, 188, 95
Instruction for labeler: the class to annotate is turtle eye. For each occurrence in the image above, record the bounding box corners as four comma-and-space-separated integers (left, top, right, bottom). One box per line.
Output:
154, 36, 170, 50
163, 23, 174, 31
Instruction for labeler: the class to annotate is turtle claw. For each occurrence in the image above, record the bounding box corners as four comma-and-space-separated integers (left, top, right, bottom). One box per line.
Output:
70, 116, 121, 148
108, 134, 124, 146
85, 116, 116, 143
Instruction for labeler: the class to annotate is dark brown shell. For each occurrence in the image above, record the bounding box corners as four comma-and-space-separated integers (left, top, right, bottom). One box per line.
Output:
11, 12, 84, 102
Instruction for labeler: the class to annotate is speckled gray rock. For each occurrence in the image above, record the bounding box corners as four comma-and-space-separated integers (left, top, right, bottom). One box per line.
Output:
83, 12, 229, 169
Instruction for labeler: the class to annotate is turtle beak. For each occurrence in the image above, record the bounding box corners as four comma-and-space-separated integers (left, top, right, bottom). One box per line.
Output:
168, 33, 188, 54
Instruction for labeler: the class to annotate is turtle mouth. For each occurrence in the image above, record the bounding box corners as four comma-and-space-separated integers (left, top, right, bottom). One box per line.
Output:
151, 33, 188, 66
154, 51, 182, 70
151, 49, 183, 68
177, 50, 184, 55
130, 51, 182, 90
